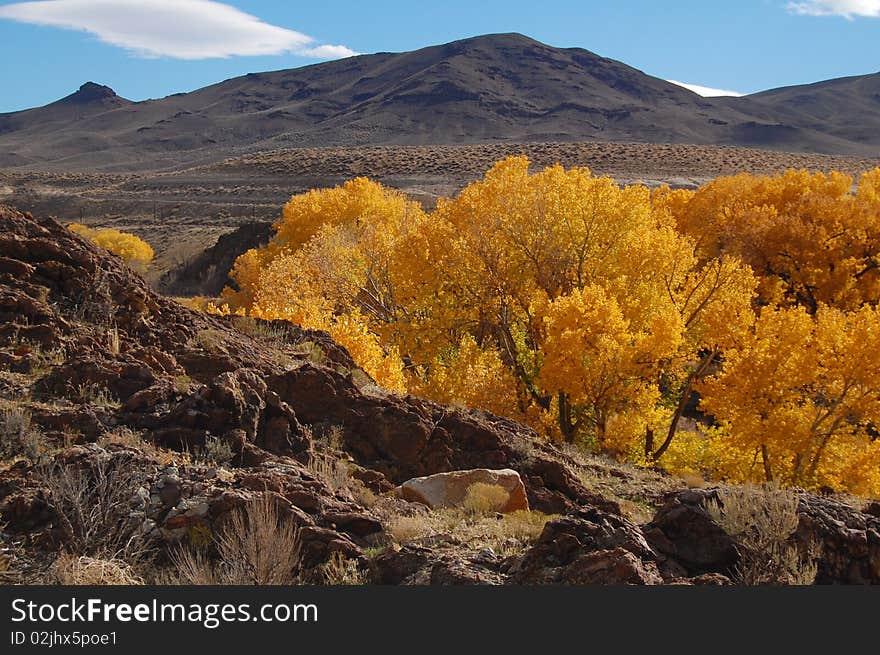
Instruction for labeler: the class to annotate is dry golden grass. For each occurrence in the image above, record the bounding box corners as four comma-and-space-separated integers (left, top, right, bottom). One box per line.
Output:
463, 483, 510, 516
320, 551, 368, 585
385, 504, 555, 558
100, 427, 181, 466
50, 554, 144, 585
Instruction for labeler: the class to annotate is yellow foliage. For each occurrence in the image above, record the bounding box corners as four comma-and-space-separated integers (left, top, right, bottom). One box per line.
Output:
68, 223, 154, 273
213, 159, 880, 496
698, 304, 880, 494
657, 168, 880, 311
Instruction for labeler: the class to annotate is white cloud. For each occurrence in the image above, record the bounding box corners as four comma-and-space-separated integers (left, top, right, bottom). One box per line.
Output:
667, 80, 744, 98
0, 0, 359, 59
786, 0, 880, 18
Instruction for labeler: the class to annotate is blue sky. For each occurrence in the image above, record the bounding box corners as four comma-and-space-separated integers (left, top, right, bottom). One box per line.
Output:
0, 0, 878, 112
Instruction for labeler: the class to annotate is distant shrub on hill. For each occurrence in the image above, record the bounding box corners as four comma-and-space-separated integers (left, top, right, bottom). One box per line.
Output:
68, 223, 154, 273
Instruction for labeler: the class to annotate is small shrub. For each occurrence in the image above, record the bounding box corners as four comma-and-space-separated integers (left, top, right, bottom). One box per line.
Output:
463, 483, 510, 516
0, 406, 44, 464
195, 329, 227, 353
40, 455, 148, 560
173, 374, 192, 394
321, 552, 368, 585
75, 383, 118, 407
681, 472, 708, 489
707, 484, 820, 585
30, 344, 67, 375
294, 340, 325, 365
196, 435, 234, 466
170, 497, 302, 585
350, 480, 378, 508
231, 316, 289, 348
316, 425, 344, 452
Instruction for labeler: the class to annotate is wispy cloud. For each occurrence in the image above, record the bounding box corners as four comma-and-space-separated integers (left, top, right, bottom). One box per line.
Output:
667, 80, 744, 98
786, 0, 880, 18
0, 0, 359, 59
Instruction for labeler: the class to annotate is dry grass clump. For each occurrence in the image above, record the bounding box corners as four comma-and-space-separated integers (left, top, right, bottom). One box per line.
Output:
387, 513, 440, 544
293, 340, 325, 365
385, 504, 555, 558
50, 554, 144, 585
320, 551, 368, 585
349, 480, 378, 508
107, 323, 121, 356
463, 483, 510, 516
707, 484, 820, 585
193, 435, 234, 466
173, 374, 192, 394
74, 382, 118, 408
172, 296, 215, 312
170, 497, 302, 585
307, 453, 350, 494
231, 316, 290, 348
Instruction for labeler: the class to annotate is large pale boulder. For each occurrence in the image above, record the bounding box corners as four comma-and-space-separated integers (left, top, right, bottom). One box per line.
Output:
397, 468, 529, 513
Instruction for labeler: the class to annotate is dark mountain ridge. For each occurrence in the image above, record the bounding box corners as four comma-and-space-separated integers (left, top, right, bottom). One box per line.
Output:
0, 33, 877, 171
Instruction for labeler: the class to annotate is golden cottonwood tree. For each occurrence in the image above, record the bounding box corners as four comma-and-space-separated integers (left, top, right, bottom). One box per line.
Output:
698, 304, 880, 496
221, 157, 755, 458
68, 223, 154, 273
655, 169, 880, 311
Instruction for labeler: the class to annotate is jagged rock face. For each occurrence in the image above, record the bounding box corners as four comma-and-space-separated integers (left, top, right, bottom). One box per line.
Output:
509, 506, 660, 584
644, 490, 740, 578
795, 494, 880, 584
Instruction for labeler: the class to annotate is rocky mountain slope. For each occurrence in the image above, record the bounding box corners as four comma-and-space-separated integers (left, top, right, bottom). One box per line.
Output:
1, 206, 878, 585
1, 34, 878, 171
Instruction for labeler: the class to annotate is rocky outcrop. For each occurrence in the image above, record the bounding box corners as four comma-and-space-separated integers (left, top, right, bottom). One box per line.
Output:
158, 221, 273, 297
397, 469, 529, 513
794, 493, 880, 585
644, 490, 739, 578
0, 207, 584, 503
646, 488, 880, 584
510, 506, 660, 584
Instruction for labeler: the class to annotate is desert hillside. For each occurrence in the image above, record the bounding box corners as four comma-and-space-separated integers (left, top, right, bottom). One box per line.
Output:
2, 34, 880, 171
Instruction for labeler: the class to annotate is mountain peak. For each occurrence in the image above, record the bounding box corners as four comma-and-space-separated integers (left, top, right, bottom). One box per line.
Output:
62, 82, 124, 105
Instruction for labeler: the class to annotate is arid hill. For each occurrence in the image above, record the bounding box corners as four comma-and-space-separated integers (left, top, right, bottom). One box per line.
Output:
1, 34, 878, 171
1, 205, 879, 585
